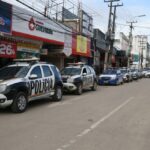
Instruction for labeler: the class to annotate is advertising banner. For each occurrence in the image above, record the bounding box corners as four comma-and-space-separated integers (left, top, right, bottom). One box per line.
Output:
72, 35, 91, 57
0, 1, 12, 34
80, 10, 93, 37
17, 43, 40, 59
0, 41, 17, 58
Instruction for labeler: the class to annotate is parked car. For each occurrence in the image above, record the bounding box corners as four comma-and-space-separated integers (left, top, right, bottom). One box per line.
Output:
142, 68, 150, 77
61, 62, 97, 95
0, 58, 63, 113
145, 70, 150, 78
137, 69, 143, 78
131, 69, 139, 80
98, 68, 123, 85
120, 68, 132, 82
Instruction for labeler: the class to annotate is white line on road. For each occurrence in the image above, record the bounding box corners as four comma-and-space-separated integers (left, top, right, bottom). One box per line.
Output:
48, 102, 72, 108
48, 95, 89, 108
90, 97, 134, 130
56, 96, 134, 150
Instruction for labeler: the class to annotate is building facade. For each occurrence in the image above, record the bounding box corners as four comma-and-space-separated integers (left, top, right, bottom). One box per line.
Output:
114, 32, 129, 67
132, 35, 148, 68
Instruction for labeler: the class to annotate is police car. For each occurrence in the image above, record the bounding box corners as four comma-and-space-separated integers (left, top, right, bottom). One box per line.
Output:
61, 62, 97, 95
99, 68, 123, 85
0, 58, 63, 113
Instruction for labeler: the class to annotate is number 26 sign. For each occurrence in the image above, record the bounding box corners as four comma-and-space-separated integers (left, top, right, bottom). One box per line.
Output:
0, 41, 17, 58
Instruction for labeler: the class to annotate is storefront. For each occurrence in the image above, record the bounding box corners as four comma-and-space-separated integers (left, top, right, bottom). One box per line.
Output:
71, 34, 91, 64
11, 4, 70, 69
92, 29, 107, 74
115, 50, 128, 67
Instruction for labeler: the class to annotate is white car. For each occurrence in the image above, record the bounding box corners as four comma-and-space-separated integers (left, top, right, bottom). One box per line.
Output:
0, 59, 63, 113
142, 68, 150, 77
145, 70, 150, 78
61, 63, 97, 95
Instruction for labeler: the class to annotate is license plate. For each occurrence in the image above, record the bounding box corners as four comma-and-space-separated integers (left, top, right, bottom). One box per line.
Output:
104, 81, 108, 83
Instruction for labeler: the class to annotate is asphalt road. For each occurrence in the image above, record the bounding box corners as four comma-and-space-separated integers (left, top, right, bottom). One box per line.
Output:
0, 79, 150, 150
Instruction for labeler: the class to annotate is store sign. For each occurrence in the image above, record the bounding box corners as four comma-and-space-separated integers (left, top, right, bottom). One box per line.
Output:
77, 36, 87, 54
28, 17, 53, 35
17, 43, 40, 59
0, 1, 12, 34
40, 49, 48, 55
72, 35, 91, 57
12, 6, 65, 44
0, 41, 16, 58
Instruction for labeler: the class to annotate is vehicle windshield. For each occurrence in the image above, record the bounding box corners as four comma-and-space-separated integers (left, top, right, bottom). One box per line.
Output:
0, 66, 30, 80
143, 68, 149, 71
61, 67, 81, 76
120, 69, 127, 74
103, 69, 117, 75
131, 69, 137, 72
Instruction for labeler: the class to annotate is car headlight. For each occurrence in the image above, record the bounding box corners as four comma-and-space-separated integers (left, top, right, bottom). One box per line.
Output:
67, 78, 74, 83
99, 76, 102, 79
0, 84, 7, 93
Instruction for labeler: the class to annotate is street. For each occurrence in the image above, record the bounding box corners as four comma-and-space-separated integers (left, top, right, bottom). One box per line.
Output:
0, 79, 150, 150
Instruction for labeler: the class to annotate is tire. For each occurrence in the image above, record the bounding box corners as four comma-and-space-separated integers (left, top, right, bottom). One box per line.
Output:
11, 92, 28, 113
76, 83, 83, 95
52, 86, 62, 101
91, 81, 97, 91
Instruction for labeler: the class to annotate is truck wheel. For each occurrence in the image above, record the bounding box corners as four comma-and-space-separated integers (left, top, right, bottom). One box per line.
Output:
53, 86, 62, 101
91, 81, 97, 91
76, 83, 83, 95
11, 92, 28, 113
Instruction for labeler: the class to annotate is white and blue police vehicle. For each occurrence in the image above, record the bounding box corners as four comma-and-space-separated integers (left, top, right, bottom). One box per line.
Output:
0, 58, 63, 113
61, 63, 97, 95
99, 68, 123, 85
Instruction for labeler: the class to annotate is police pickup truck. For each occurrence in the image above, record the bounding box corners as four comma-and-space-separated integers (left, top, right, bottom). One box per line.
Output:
61, 63, 97, 95
0, 58, 63, 113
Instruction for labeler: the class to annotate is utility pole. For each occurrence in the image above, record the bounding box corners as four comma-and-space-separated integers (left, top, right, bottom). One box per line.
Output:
62, 0, 65, 22
109, 3, 123, 66
127, 21, 137, 68
104, 0, 122, 70
44, 0, 50, 17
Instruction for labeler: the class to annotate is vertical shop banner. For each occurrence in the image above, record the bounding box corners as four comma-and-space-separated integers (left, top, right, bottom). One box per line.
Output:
63, 29, 72, 56
0, 41, 17, 58
77, 36, 87, 54
72, 35, 91, 57
0, 1, 12, 34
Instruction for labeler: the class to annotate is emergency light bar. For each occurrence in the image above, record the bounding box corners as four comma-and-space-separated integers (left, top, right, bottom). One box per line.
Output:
13, 57, 40, 62
68, 62, 85, 66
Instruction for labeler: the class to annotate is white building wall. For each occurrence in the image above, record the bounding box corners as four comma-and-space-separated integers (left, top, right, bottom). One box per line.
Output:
132, 35, 148, 68
114, 32, 129, 51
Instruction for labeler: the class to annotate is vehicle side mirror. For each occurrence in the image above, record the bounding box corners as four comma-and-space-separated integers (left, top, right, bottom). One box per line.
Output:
29, 74, 38, 80
83, 73, 87, 76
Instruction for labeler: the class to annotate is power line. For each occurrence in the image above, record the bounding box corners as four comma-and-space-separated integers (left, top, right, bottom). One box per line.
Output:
116, 23, 150, 29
